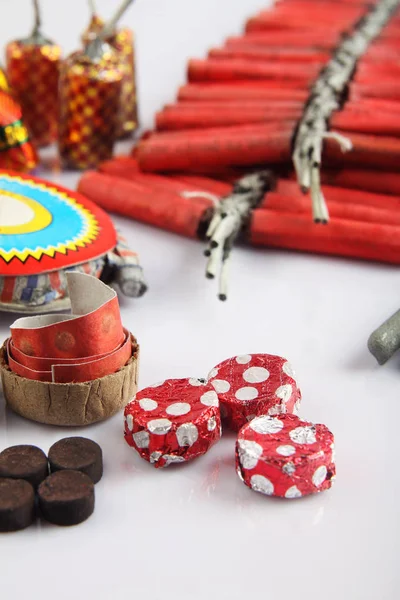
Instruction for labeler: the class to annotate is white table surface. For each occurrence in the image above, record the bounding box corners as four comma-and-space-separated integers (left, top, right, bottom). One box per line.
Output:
1, 1, 400, 599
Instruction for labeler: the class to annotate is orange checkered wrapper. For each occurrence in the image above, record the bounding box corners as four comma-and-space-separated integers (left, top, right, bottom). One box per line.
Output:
58, 46, 123, 170
6, 41, 61, 147
0, 89, 38, 171
0, 67, 9, 93
108, 27, 138, 138
82, 18, 138, 138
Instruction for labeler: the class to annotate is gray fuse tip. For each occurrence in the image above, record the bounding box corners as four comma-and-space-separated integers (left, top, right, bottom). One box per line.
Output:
368, 308, 400, 365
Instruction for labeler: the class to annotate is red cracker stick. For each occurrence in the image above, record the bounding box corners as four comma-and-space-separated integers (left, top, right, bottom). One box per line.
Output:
188, 58, 320, 83
321, 169, 400, 197
209, 47, 329, 63
250, 210, 400, 265
178, 83, 309, 102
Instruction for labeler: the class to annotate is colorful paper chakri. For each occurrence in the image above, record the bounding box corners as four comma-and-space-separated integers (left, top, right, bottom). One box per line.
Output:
0, 170, 146, 313
0, 272, 139, 426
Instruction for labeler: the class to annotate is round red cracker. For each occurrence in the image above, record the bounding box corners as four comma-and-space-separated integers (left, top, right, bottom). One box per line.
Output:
236, 413, 335, 499
208, 353, 301, 431
124, 378, 222, 468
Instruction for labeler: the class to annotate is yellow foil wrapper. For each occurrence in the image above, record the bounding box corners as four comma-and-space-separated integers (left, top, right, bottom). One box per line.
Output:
6, 41, 61, 147
0, 67, 9, 92
58, 47, 123, 170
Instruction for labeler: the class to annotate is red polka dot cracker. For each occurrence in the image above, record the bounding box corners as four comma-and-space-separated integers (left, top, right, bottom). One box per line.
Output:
124, 378, 222, 468
236, 414, 335, 499
207, 354, 301, 431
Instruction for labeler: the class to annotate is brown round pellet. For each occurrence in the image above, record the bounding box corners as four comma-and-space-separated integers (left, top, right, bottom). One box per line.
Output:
0, 445, 48, 488
38, 470, 95, 526
48, 437, 103, 484
0, 478, 35, 532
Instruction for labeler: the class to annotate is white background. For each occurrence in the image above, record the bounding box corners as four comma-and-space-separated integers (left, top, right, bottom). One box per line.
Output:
1, 1, 400, 599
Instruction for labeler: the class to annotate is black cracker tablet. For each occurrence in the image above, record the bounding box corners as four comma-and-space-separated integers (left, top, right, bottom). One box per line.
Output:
0, 445, 49, 488
38, 470, 95, 526
48, 437, 103, 484
0, 479, 35, 532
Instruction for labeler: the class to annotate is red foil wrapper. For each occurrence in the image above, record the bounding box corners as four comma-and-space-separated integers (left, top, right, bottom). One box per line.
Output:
6, 40, 61, 147
0, 89, 38, 171
236, 414, 336, 498
124, 378, 222, 468
208, 354, 301, 432
58, 45, 123, 170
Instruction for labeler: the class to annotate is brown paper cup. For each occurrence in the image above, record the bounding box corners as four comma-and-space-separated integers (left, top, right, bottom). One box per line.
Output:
0, 335, 139, 427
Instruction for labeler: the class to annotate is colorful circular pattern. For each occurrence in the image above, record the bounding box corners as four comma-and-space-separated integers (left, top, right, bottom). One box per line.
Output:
0, 171, 116, 276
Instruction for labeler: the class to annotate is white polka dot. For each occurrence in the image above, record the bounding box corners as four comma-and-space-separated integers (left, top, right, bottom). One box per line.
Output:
166, 402, 191, 416
237, 440, 263, 469
283, 462, 296, 476
132, 430, 149, 448
148, 381, 164, 388
189, 378, 204, 386
236, 354, 251, 364
250, 474, 274, 496
150, 451, 162, 464
276, 444, 296, 457
312, 465, 327, 487
236, 467, 244, 482
139, 398, 158, 411
200, 390, 219, 407
243, 366, 269, 384
208, 367, 219, 379
235, 387, 258, 401
147, 418, 172, 435
285, 486, 302, 499
163, 455, 186, 466
207, 416, 217, 431
211, 379, 231, 393
275, 384, 293, 403
176, 423, 198, 446
289, 426, 316, 445
125, 414, 133, 431
282, 361, 296, 379
250, 416, 283, 435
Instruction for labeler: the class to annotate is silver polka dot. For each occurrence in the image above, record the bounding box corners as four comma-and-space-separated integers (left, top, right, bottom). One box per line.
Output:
211, 379, 231, 393
285, 485, 302, 499
166, 402, 191, 416
236, 354, 252, 364
139, 398, 158, 411
250, 416, 283, 434
243, 366, 270, 384
237, 440, 263, 469
235, 386, 258, 401
282, 361, 296, 379
275, 384, 293, 403
283, 462, 296, 476
147, 418, 172, 435
250, 474, 274, 496
189, 378, 204, 387
132, 430, 150, 448
200, 390, 219, 407
125, 414, 134, 431
289, 426, 316, 445
150, 451, 162, 464
163, 455, 186, 466
176, 423, 198, 446
312, 465, 327, 487
276, 444, 296, 457
207, 416, 217, 431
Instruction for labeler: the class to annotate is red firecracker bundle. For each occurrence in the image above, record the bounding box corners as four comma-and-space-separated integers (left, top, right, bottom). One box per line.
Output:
78, 0, 400, 300
0, 273, 139, 427
124, 353, 336, 500
6, 1, 61, 148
